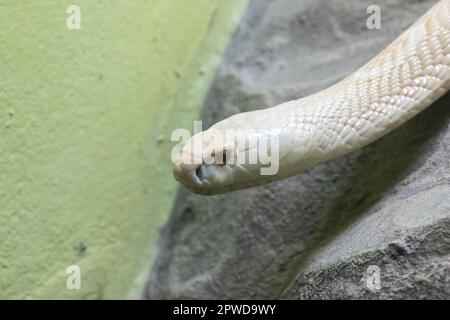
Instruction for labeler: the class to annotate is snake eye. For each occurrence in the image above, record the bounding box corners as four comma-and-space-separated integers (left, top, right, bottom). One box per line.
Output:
211, 147, 230, 166
221, 148, 228, 165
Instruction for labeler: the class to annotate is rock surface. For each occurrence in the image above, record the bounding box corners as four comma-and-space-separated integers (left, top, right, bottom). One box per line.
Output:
146, 0, 450, 299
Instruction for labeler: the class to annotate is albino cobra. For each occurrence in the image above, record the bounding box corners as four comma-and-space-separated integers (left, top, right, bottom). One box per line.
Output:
173, 0, 450, 195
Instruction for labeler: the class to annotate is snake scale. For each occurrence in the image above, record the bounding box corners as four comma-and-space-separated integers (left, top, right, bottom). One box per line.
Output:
173, 0, 450, 195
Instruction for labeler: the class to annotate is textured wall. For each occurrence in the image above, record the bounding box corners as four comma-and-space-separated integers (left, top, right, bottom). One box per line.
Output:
0, 0, 247, 298
147, 0, 450, 299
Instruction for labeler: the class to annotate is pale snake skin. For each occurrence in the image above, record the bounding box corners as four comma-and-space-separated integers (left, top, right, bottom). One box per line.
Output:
173, 0, 450, 195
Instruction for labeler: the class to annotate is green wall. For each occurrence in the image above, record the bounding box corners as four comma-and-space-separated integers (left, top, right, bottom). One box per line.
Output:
0, 0, 247, 299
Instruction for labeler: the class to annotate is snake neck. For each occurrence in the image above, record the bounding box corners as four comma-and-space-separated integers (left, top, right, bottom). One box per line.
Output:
280, 0, 450, 173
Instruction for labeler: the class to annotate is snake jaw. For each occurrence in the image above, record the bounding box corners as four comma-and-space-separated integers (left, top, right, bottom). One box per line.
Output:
173, 163, 233, 195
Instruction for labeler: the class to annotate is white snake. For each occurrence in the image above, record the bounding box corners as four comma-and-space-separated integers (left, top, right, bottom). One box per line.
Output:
173, 0, 450, 195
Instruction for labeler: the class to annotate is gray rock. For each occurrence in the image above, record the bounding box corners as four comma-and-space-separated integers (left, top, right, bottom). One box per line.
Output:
146, 0, 450, 299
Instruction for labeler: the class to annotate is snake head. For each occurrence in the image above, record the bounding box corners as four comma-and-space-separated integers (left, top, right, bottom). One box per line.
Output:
172, 122, 293, 195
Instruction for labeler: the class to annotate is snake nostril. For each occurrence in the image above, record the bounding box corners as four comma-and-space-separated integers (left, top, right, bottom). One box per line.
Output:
195, 165, 205, 181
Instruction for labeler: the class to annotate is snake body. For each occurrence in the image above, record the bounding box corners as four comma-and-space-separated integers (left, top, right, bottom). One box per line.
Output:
173, 0, 450, 195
